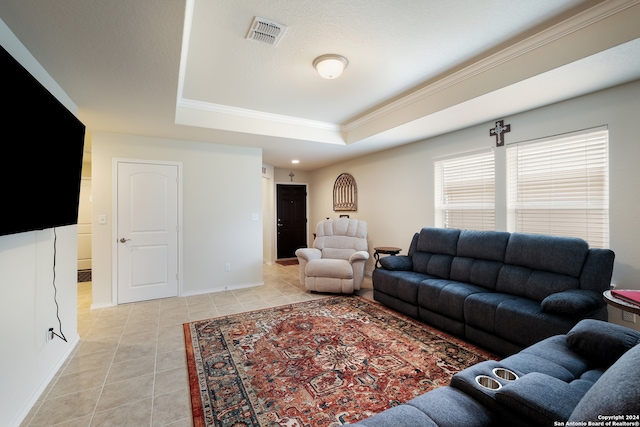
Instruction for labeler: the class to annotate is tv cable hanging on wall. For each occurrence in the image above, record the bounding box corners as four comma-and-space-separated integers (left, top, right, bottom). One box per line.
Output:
50, 228, 68, 342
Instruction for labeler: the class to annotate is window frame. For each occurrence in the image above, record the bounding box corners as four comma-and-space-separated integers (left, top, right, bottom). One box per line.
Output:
506, 127, 609, 248
434, 148, 496, 231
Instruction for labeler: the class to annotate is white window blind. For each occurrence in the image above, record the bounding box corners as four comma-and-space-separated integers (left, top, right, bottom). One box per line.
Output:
506, 127, 609, 248
435, 150, 495, 231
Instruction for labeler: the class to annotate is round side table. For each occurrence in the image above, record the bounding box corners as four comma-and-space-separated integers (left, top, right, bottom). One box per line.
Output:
603, 290, 640, 316
373, 246, 402, 268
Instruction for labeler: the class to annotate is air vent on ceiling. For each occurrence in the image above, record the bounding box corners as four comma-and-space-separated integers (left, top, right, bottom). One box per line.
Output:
246, 16, 287, 47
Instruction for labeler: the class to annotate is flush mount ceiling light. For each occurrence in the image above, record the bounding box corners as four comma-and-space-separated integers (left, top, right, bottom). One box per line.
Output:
313, 54, 348, 79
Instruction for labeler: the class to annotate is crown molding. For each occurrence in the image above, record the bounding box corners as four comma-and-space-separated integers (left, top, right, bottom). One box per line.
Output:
175, 98, 347, 145
176, 98, 343, 132
343, 0, 640, 132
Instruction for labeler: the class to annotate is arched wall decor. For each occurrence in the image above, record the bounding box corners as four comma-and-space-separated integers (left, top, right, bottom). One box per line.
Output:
333, 173, 357, 211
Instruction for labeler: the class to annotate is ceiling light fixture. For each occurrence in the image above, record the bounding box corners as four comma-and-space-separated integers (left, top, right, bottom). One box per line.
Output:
313, 54, 348, 79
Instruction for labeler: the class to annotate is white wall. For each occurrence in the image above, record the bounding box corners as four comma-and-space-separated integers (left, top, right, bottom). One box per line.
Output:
0, 20, 80, 427
305, 79, 640, 331
91, 132, 264, 306
77, 178, 92, 270
262, 163, 275, 264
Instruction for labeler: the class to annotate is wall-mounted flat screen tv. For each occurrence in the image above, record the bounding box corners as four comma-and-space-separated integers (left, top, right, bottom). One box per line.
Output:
0, 44, 86, 236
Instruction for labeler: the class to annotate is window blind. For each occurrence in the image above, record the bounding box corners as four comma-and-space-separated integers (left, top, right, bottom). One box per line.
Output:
506, 128, 609, 248
435, 150, 495, 231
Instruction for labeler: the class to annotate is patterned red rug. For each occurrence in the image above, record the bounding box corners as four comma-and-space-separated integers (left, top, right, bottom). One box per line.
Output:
183, 296, 494, 427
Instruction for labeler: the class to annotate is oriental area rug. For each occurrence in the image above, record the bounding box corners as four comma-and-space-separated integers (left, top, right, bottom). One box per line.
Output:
183, 296, 494, 427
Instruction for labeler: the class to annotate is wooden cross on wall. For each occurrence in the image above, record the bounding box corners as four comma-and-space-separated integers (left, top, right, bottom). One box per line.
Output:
489, 120, 511, 146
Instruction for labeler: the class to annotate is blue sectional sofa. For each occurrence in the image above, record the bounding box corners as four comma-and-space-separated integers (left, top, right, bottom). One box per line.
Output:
350, 319, 640, 426
372, 227, 615, 356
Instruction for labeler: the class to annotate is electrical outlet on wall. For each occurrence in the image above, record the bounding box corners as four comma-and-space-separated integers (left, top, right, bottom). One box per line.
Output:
622, 310, 636, 323
46, 328, 54, 342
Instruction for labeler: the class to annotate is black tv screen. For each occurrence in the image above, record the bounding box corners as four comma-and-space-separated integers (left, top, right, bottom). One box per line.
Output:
0, 44, 86, 236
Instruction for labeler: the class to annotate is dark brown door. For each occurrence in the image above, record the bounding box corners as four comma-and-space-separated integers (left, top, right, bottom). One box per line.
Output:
277, 184, 307, 259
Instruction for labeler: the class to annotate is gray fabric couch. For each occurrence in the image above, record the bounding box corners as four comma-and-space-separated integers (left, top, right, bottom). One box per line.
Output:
350, 319, 640, 427
373, 227, 615, 356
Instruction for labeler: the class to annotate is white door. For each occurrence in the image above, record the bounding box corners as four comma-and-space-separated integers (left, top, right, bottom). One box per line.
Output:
116, 161, 179, 304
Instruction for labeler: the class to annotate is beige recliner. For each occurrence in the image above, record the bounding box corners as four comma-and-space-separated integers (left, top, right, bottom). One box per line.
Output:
295, 218, 369, 294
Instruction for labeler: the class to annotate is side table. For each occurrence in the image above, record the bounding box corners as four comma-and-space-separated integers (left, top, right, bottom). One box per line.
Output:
373, 246, 401, 268
603, 290, 640, 316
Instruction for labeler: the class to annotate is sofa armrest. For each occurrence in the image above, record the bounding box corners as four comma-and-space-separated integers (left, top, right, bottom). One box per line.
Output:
541, 289, 604, 317
495, 373, 585, 425
569, 344, 640, 423
566, 319, 640, 366
349, 250, 370, 264
379, 255, 413, 271
295, 247, 321, 262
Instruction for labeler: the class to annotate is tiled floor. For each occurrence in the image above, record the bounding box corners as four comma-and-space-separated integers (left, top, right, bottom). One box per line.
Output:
21, 263, 373, 427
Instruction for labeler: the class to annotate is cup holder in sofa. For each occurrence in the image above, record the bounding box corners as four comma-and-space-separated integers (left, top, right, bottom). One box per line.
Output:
475, 375, 502, 390
492, 368, 519, 382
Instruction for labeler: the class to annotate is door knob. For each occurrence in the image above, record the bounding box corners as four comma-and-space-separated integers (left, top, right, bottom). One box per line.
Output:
119, 238, 131, 243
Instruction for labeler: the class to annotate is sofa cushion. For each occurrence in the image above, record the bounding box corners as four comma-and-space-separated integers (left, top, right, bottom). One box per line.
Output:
463, 292, 577, 350
418, 280, 487, 321
569, 343, 640, 422
541, 289, 603, 317
450, 257, 503, 290
407, 386, 497, 427
372, 269, 431, 305
417, 227, 460, 255
578, 368, 605, 384
495, 373, 588, 425
305, 258, 353, 279
507, 335, 591, 380
566, 319, 640, 366
321, 248, 355, 260
412, 252, 453, 278
349, 401, 439, 427
464, 292, 520, 335
314, 218, 368, 252
379, 255, 413, 271
496, 265, 580, 301
457, 229, 510, 262
494, 298, 578, 348
504, 233, 588, 277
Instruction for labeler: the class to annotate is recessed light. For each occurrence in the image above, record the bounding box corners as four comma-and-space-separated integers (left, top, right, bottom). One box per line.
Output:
291, 160, 300, 164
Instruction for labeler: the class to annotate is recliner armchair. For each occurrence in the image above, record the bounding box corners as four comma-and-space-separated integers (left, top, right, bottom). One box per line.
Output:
295, 218, 369, 294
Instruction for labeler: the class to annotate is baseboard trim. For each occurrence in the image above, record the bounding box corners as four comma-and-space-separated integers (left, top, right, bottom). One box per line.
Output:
11, 334, 80, 427
181, 281, 265, 297
90, 302, 116, 310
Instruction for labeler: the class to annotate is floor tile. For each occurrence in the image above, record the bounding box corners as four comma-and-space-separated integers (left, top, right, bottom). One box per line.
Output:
156, 349, 186, 372
106, 355, 156, 384
47, 365, 110, 399
90, 397, 153, 426
28, 387, 102, 426
95, 374, 154, 412
154, 366, 189, 396
152, 388, 192, 427
24, 263, 369, 427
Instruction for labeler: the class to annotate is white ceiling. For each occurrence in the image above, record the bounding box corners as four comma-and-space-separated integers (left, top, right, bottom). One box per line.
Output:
1, 0, 640, 170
